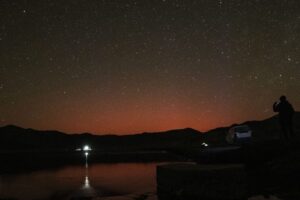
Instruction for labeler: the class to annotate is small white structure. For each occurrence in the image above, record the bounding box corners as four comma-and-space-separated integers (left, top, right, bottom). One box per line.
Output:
201, 142, 209, 147
226, 125, 252, 144
83, 145, 92, 151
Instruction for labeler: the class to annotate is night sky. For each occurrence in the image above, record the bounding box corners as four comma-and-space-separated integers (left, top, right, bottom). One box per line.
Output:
1, 0, 299, 134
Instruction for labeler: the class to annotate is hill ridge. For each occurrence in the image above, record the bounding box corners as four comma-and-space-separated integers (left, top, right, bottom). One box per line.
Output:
0, 112, 299, 150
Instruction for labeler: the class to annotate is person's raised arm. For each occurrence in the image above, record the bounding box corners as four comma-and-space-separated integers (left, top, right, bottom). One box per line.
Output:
273, 102, 279, 112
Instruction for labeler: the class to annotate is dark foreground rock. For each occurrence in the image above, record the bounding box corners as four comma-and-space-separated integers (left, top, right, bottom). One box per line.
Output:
157, 138, 300, 200
157, 163, 247, 200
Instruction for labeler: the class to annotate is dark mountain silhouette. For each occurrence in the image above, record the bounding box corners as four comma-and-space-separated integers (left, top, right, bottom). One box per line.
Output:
0, 112, 299, 151
0, 125, 202, 151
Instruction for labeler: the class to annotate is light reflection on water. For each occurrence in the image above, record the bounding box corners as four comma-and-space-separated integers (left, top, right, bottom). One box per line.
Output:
0, 162, 159, 200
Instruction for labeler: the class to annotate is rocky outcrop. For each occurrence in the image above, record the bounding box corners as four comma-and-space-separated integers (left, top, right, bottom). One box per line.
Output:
157, 163, 247, 200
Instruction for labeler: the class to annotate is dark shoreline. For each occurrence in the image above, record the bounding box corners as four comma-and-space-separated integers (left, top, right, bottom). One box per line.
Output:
1, 138, 300, 174
0, 150, 185, 174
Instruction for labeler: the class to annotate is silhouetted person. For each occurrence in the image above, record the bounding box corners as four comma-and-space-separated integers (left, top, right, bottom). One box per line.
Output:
273, 95, 295, 140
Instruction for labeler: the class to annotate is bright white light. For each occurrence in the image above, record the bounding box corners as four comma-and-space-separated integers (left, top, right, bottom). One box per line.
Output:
83, 145, 91, 151
201, 142, 209, 147
85, 152, 89, 156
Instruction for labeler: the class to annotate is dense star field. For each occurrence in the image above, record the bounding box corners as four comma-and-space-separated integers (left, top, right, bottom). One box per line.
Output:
0, 0, 299, 134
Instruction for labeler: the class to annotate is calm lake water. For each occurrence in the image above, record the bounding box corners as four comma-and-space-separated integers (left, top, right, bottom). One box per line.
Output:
0, 162, 160, 200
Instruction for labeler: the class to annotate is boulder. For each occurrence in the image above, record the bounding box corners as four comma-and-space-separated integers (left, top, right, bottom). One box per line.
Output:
157, 163, 247, 200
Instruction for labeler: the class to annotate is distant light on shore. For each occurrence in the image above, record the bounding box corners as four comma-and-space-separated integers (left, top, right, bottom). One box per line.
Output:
83, 145, 92, 151
201, 142, 209, 147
